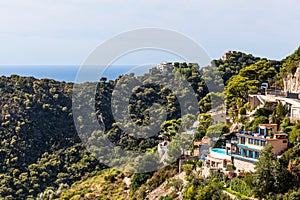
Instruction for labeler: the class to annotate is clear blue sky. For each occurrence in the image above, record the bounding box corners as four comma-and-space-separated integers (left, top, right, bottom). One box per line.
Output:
0, 0, 299, 65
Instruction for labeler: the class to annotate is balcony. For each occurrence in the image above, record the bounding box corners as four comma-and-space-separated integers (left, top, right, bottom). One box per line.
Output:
226, 139, 238, 144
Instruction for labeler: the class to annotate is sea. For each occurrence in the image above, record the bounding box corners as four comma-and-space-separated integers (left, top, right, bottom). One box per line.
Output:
0, 65, 154, 82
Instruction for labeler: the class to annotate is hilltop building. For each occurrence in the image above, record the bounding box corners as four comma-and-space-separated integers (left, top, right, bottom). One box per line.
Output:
156, 62, 174, 73
221, 50, 237, 61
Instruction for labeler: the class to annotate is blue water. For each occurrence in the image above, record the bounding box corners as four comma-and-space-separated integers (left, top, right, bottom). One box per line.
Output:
0, 65, 154, 82
211, 148, 229, 155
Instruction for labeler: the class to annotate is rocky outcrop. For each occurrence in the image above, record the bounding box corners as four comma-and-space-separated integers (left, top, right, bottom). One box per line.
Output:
283, 62, 300, 94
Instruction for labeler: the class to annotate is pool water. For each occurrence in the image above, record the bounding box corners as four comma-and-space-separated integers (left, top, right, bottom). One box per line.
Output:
211, 148, 230, 155
161, 147, 168, 151
209, 148, 231, 160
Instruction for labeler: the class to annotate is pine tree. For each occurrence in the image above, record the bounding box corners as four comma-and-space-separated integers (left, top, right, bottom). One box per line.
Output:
253, 144, 291, 199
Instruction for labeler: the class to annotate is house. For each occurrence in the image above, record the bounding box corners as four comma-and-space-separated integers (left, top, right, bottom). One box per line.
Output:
156, 62, 174, 73
221, 50, 237, 61
248, 94, 276, 109
226, 124, 288, 172
158, 141, 169, 158
248, 94, 300, 123
193, 138, 209, 160
204, 124, 288, 172
275, 97, 300, 123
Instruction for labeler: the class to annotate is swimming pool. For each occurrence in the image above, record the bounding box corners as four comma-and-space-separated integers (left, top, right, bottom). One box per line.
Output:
161, 147, 168, 151
212, 148, 228, 154
209, 148, 231, 160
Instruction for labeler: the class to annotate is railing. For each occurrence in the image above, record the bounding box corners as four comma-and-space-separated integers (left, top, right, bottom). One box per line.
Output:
226, 139, 238, 144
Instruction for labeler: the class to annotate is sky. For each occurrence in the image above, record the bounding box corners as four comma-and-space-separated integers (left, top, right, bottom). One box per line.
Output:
0, 0, 300, 65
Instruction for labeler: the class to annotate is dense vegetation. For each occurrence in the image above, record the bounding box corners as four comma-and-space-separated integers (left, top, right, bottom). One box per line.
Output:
279, 46, 300, 81
1, 47, 300, 199
0, 75, 103, 199
0, 63, 212, 198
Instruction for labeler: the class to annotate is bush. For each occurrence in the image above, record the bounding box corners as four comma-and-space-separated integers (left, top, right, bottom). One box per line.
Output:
230, 177, 253, 197
238, 115, 247, 123
226, 164, 234, 171
182, 164, 194, 176
239, 107, 247, 115
254, 107, 272, 118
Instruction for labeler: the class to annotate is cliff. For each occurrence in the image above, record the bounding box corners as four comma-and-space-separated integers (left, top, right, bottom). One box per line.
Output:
283, 62, 300, 94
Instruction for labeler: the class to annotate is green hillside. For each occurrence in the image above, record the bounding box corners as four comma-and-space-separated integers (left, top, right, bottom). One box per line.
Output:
1, 47, 300, 199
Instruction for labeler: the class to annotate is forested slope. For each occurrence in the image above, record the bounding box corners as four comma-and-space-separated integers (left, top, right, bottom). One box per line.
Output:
0, 49, 288, 199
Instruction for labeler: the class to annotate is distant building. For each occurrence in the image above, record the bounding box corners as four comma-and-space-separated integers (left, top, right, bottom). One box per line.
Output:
158, 141, 169, 159
156, 62, 174, 72
221, 50, 237, 61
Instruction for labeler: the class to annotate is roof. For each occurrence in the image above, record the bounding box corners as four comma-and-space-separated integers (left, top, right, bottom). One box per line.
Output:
276, 97, 300, 107
249, 94, 276, 103
258, 124, 278, 128
194, 138, 209, 146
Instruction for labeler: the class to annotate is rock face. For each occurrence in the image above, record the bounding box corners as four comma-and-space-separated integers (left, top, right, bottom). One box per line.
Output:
283, 62, 300, 94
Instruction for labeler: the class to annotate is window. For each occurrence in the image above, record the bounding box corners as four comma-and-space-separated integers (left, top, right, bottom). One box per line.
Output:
261, 140, 266, 146
249, 138, 253, 144
249, 150, 253, 158
283, 140, 287, 143
241, 137, 246, 144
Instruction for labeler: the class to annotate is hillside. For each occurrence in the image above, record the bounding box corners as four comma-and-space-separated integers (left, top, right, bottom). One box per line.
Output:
0, 48, 299, 199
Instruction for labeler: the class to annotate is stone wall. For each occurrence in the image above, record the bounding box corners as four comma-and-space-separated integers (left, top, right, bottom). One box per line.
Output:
233, 158, 255, 172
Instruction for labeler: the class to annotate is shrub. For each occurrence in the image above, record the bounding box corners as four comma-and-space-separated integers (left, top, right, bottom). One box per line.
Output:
239, 107, 247, 115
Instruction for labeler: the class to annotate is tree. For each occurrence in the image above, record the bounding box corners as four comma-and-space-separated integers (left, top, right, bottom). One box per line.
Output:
276, 101, 287, 119
253, 144, 291, 198
226, 59, 279, 109
199, 92, 225, 113
226, 75, 259, 108
239, 107, 246, 115
280, 117, 290, 132
206, 123, 229, 138
181, 114, 196, 131
276, 101, 286, 119
185, 185, 195, 200
131, 173, 152, 193
289, 123, 300, 144
239, 60, 277, 83
254, 107, 272, 118
160, 119, 180, 140
245, 116, 269, 131
279, 46, 300, 82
